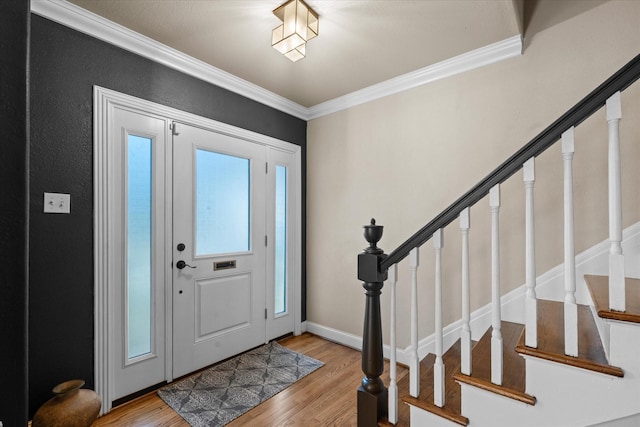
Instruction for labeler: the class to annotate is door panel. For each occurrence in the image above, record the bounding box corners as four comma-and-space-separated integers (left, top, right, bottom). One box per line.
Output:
111, 107, 167, 400
172, 122, 267, 378
266, 149, 296, 340
195, 273, 252, 339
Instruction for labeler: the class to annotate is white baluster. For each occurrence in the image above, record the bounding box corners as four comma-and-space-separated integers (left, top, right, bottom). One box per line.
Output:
562, 127, 578, 357
607, 91, 625, 312
409, 247, 420, 397
388, 263, 398, 424
460, 208, 472, 375
433, 229, 445, 407
524, 158, 537, 348
490, 185, 503, 385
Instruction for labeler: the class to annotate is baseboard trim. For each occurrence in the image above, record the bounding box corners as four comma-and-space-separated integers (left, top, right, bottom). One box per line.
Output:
305, 222, 640, 365
305, 321, 411, 365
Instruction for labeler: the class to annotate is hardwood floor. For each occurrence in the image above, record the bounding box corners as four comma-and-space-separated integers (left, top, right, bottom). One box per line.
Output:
94, 333, 408, 426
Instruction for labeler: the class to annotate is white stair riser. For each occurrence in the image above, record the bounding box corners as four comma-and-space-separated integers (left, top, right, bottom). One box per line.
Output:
409, 405, 460, 427
460, 384, 535, 427
525, 356, 639, 427
609, 321, 640, 372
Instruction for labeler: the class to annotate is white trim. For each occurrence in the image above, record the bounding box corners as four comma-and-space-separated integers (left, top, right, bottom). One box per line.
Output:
306, 35, 523, 119
305, 321, 447, 367
306, 322, 363, 351
94, 86, 303, 414
293, 148, 303, 336
525, 221, 640, 304
163, 114, 174, 388
94, 85, 110, 414
95, 87, 302, 152
31, 0, 522, 121
304, 288, 521, 368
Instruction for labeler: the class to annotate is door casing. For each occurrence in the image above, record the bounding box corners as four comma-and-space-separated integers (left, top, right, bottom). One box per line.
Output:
94, 86, 303, 414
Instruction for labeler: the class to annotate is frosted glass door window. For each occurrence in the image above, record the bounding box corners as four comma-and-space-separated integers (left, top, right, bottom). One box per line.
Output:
127, 135, 153, 359
275, 166, 287, 314
196, 149, 250, 256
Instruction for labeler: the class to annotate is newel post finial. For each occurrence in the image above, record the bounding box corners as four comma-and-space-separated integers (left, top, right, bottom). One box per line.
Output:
357, 218, 388, 426
363, 218, 384, 254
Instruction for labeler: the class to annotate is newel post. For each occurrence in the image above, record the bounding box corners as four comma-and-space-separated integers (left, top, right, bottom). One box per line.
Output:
357, 219, 388, 426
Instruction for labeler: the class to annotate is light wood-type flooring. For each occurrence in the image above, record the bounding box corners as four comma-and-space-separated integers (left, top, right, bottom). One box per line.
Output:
93, 333, 409, 426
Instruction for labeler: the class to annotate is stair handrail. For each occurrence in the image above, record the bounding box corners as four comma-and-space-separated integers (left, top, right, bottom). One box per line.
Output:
380, 52, 640, 272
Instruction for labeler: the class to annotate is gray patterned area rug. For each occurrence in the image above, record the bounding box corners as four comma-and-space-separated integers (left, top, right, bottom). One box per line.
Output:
157, 341, 324, 426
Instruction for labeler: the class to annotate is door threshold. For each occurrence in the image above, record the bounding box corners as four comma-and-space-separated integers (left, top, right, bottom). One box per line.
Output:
112, 381, 167, 408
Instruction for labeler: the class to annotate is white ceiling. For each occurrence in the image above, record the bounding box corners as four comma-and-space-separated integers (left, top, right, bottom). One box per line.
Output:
65, 0, 523, 108
40, 0, 611, 116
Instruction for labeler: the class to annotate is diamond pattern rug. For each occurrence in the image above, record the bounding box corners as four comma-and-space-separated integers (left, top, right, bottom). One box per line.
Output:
157, 341, 324, 426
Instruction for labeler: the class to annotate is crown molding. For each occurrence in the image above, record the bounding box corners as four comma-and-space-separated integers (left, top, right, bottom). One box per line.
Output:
306, 35, 523, 120
31, 0, 522, 122
30, 0, 310, 120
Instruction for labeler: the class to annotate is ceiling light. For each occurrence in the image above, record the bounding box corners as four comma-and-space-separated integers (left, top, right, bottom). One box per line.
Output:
272, 0, 318, 62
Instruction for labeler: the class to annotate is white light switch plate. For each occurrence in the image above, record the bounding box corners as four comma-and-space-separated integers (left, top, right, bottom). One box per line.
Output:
44, 192, 71, 214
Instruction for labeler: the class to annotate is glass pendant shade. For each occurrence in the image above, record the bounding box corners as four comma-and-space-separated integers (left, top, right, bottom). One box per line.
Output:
272, 0, 318, 62
284, 43, 305, 63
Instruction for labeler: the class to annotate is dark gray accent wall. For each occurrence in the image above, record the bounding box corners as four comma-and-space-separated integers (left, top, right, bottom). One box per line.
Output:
0, 1, 30, 425
29, 14, 306, 415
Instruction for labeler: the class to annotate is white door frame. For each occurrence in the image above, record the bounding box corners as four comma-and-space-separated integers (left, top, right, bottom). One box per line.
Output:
94, 86, 303, 414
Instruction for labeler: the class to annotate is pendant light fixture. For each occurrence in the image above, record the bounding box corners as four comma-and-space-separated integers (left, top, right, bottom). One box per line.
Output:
272, 0, 318, 62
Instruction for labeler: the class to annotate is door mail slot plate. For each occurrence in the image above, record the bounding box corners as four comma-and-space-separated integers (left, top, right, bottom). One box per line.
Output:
214, 260, 236, 271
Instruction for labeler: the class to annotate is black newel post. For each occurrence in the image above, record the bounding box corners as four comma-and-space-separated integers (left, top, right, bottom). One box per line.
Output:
357, 218, 388, 426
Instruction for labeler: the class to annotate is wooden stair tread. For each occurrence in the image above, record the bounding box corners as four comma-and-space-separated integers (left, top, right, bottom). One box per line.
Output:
453, 321, 536, 405
401, 340, 469, 425
515, 299, 624, 377
585, 274, 640, 324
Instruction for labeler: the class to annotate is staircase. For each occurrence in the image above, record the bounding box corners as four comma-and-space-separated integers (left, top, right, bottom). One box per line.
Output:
407, 293, 638, 427
356, 53, 640, 427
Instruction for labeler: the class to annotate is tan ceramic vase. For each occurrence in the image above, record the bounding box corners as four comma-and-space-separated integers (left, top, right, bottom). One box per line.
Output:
32, 380, 101, 427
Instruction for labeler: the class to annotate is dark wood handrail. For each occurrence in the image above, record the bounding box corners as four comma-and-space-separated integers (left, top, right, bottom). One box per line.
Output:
380, 52, 640, 271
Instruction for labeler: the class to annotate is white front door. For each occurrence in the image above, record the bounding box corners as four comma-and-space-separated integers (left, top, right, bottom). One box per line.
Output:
171, 122, 267, 378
